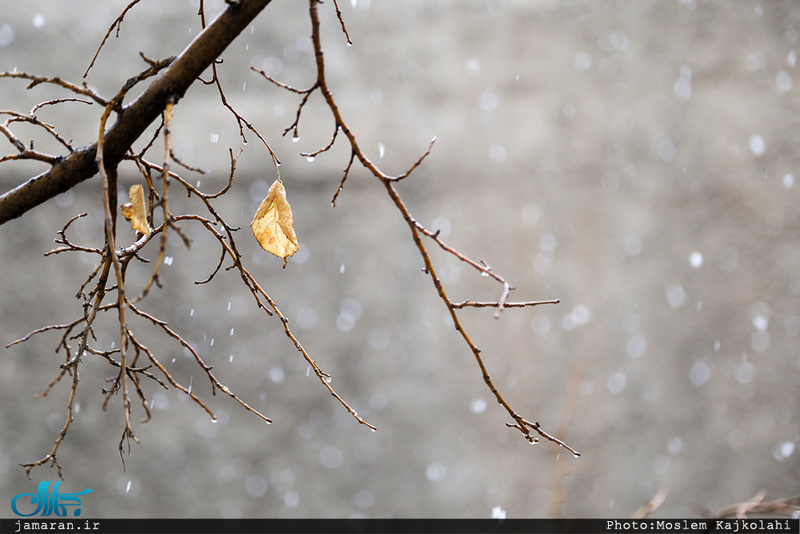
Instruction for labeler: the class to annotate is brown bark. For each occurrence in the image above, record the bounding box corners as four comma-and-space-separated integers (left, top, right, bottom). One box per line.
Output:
0, 0, 272, 225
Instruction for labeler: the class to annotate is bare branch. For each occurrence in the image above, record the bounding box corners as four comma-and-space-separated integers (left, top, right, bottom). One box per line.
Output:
0, 0, 274, 225
0, 72, 108, 106
709, 492, 800, 519
451, 299, 561, 310
383, 137, 435, 182
5, 0, 578, 477
331, 0, 353, 45
30, 97, 93, 115
632, 487, 670, 519
252, 0, 576, 454
20, 365, 80, 479
83, 0, 144, 78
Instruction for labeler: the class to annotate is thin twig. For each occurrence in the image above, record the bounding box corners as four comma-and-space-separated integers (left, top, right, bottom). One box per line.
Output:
5, 0, 289, 478
83, 0, 144, 78
97, 89, 139, 451
451, 299, 561, 310
331, 0, 352, 45
0, 72, 108, 106
252, 0, 575, 453
20, 364, 79, 480
30, 97, 93, 115
708, 492, 800, 519
196, 5, 280, 165
632, 487, 670, 519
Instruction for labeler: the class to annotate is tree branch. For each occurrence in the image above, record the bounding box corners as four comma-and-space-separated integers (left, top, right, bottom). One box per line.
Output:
0, 0, 272, 225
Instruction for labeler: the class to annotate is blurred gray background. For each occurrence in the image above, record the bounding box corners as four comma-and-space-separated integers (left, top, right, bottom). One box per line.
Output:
1, 0, 798, 519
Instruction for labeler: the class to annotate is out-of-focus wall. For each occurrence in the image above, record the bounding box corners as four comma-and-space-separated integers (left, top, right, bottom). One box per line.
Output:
0, 0, 798, 518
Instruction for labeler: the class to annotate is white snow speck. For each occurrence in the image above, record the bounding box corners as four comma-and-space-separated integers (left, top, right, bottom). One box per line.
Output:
0, 25, 14, 47
573, 51, 592, 70
490, 144, 506, 162
598, 31, 629, 52
666, 284, 686, 308
425, 461, 447, 482
657, 140, 676, 161
245, 475, 268, 497
752, 315, 769, 331
626, 335, 647, 358
776, 71, 793, 92
735, 361, 755, 384
521, 203, 541, 227
319, 446, 344, 469
690, 360, 711, 386
607, 372, 626, 394
667, 437, 683, 454
470, 398, 487, 414
269, 366, 285, 384
624, 235, 643, 256
773, 441, 795, 461
283, 491, 300, 508
540, 233, 557, 254
749, 135, 765, 156
674, 66, 692, 101
479, 91, 499, 112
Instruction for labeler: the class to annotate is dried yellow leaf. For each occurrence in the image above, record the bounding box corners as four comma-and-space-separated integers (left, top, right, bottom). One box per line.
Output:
250, 179, 299, 266
121, 184, 150, 235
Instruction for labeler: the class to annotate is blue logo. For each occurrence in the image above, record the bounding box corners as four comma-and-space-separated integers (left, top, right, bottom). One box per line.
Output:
11, 481, 92, 517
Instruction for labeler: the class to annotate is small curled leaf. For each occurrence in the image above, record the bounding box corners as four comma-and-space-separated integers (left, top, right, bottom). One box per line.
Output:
250, 178, 299, 267
121, 184, 150, 235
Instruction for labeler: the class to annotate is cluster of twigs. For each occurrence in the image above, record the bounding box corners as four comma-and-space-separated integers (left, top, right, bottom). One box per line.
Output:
631, 488, 800, 520
702, 491, 800, 520
253, 0, 577, 456
1, 0, 576, 479
3, 48, 294, 478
